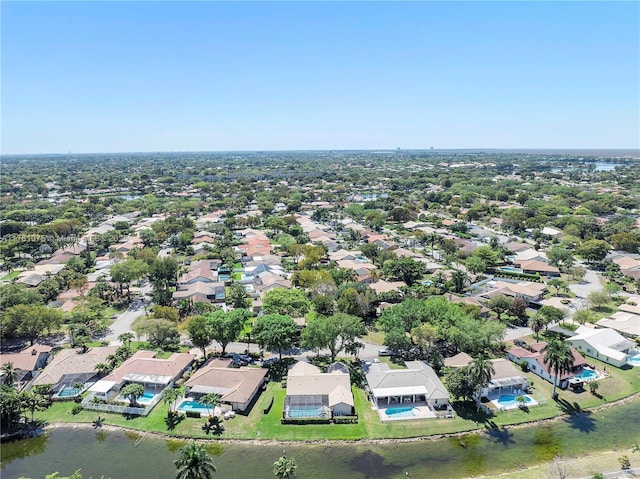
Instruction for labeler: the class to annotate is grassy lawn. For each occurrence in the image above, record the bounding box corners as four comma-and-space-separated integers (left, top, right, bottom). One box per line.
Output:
1, 270, 22, 281
362, 328, 385, 346
35, 356, 640, 442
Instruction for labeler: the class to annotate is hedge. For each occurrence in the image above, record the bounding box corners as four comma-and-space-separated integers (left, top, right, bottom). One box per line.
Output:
263, 397, 274, 415
281, 417, 331, 425
333, 416, 358, 424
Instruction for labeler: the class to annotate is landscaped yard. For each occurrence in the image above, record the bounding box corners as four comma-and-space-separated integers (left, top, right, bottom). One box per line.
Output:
35, 355, 640, 441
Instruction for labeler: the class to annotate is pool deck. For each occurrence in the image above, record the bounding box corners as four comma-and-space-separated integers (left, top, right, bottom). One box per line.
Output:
373, 402, 438, 422
489, 394, 538, 411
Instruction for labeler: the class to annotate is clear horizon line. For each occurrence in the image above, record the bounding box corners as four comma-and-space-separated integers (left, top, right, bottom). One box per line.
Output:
3, 147, 640, 157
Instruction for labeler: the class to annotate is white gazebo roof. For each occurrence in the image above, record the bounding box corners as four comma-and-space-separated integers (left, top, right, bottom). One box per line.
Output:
89, 380, 117, 394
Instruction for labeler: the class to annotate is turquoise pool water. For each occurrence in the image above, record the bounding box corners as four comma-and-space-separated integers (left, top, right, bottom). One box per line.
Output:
385, 407, 415, 418
422, 280, 433, 286
627, 354, 640, 367
500, 267, 521, 273
497, 395, 532, 408
287, 406, 327, 418
574, 369, 598, 380
117, 391, 157, 404
57, 386, 81, 397
177, 400, 209, 414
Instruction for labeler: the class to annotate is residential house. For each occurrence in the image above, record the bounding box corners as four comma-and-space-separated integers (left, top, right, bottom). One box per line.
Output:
478, 359, 530, 401
596, 311, 640, 339
31, 346, 118, 393
0, 344, 53, 388
443, 352, 473, 369
515, 260, 560, 277
567, 326, 636, 368
365, 361, 450, 412
506, 342, 587, 389
184, 358, 267, 412
284, 361, 354, 419
91, 350, 196, 399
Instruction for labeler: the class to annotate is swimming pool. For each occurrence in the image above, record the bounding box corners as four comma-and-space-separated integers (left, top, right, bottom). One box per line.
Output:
177, 400, 210, 414
627, 354, 640, 367
500, 267, 522, 273
574, 369, 598, 380
117, 391, 157, 404
496, 395, 532, 408
422, 280, 433, 286
385, 407, 416, 418
287, 405, 328, 418
57, 386, 81, 397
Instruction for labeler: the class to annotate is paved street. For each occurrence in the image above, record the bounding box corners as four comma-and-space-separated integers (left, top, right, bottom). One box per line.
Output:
104, 284, 153, 343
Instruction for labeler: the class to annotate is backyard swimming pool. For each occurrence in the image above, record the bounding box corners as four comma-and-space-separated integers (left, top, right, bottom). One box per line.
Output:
177, 400, 210, 415
384, 407, 416, 418
56, 386, 82, 397
574, 369, 598, 380
287, 405, 328, 418
627, 354, 640, 367
500, 267, 521, 273
493, 394, 536, 410
117, 391, 157, 404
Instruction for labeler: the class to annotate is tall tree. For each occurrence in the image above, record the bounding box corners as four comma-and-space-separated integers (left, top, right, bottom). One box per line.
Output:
204, 309, 249, 355
542, 339, 574, 398
187, 315, 213, 360
467, 356, 495, 410
301, 313, 364, 362
2, 362, 20, 386
199, 393, 221, 418
174, 442, 217, 479
120, 383, 145, 407
253, 314, 298, 360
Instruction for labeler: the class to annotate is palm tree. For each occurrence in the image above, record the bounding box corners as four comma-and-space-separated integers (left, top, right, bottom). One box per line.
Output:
95, 362, 113, 377
451, 269, 469, 294
199, 393, 221, 418
528, 314, 546, 341
273, 455, 297, 479
2, 362, 20, 386
467, 355, 495, 410
174, 442, 216, 479
118, 332, 135, 348
163, 386, 183, 415
20, 391, 47, 422
542, 338, 574, 398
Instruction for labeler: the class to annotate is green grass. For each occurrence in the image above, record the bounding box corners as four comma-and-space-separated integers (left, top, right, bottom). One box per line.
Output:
35, 355, 640, 442
377, 356, 407, 369
362, 328, 385, 346
1, 270, 22, 281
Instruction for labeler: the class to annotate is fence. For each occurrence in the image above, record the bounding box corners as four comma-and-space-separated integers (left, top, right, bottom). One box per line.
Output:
81, 392, 162, 417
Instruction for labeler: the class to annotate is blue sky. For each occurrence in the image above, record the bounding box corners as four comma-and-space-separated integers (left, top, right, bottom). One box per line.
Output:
2, 1, 639, 154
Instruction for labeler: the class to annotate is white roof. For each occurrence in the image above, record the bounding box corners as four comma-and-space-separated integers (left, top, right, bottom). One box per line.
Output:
568, 326, 634, 361
89, 380, 117, 393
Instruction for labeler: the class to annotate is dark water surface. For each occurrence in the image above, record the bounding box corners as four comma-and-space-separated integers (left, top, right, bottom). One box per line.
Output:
2, 400, 639, 479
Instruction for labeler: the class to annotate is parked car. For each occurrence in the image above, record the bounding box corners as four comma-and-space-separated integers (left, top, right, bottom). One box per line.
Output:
378, 349, 392, 357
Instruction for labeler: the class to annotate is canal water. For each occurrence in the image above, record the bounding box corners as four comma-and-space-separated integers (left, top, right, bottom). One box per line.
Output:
2, 400, 639, 479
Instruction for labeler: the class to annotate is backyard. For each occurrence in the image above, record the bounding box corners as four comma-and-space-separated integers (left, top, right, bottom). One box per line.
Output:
35, 358, 639, 441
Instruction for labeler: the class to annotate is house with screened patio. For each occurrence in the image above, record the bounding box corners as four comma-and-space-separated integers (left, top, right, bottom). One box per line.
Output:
283, 361, 354, 420
365, 361, 452, 420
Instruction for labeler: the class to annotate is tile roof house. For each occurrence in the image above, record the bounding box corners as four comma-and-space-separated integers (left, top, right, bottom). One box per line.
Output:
478, 359, 530, 400
184, 358, 267, 412
515, 260, 561, 277
96, 350, 196, 395
365, 361, 450, 410
31, 346, 118, 388
0, 344, 53, 388
567, 326, 636, 368
507, 342, 587, 389
284, 361, 354, 419
595, 311, 640, 339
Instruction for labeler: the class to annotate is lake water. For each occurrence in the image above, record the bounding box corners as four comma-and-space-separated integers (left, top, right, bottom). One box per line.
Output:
2, 400, 640, 479
551, 161, 626, 172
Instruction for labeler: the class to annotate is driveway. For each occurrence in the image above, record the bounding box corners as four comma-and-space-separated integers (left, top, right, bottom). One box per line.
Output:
104, 284, 153, 343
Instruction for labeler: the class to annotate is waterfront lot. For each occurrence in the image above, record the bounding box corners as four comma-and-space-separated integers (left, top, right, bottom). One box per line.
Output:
35, 355, 640, 441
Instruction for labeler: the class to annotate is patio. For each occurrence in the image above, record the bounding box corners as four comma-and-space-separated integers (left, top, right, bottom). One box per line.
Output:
374, 401, 439, 422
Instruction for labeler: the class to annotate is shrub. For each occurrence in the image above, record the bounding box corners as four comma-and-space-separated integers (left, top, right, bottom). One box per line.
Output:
333, 416, 358, 424
281, 417, 331, 425
71, 404, 83, 415
263, 397, 274, 415
185, 410, 201, 418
